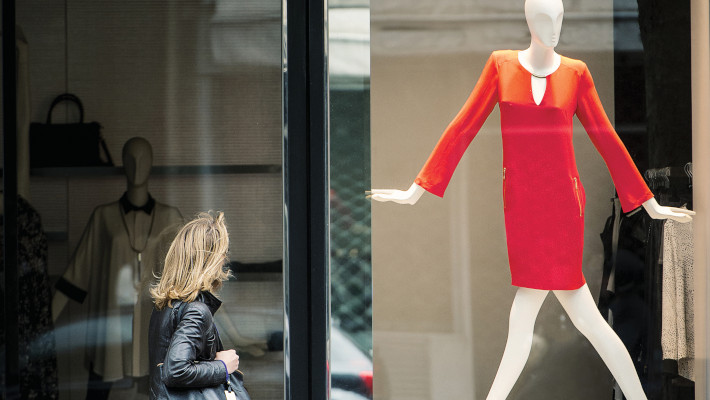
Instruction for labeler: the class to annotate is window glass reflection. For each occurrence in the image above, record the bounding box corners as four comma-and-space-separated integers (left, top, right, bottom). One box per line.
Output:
12, 0, 284, 398
328, 1, 373, 399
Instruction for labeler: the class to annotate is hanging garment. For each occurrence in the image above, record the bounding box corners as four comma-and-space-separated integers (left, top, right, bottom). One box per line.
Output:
0, 196, 59, 399
56, 194, 183, 381
661, 217, 694, 381
415, 50, 653, 290
599, 199, 654, 391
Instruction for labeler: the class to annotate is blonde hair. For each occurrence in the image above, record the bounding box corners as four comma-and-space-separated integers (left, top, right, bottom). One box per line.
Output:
151, 211, 232, 310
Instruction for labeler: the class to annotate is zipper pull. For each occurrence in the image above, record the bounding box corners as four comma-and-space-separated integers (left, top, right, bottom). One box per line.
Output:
573, 177, 581, 216
503, 168, 507, 209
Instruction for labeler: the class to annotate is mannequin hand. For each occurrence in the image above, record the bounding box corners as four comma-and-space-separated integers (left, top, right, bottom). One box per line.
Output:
367, 183, 425, 205
642, 197, 694, 223
215, 349, 240, 374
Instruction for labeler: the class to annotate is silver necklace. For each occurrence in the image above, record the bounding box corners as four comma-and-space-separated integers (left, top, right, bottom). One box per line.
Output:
119, 204, 156, 287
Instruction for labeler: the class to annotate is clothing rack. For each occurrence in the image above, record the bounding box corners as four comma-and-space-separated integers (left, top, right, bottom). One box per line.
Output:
601, 160, 694, 399
644, 162, 693, 210
644, 162, 693, 190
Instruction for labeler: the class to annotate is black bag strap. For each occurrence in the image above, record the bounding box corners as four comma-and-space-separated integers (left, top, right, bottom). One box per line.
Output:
171, 301, 187, 331
172, 301, 221, 348
100, 137, 114, 166
46, 93, 84, 124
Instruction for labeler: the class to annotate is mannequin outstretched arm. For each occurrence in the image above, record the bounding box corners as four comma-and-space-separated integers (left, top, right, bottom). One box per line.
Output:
642, 197, 694, 223
369, 53, 499, 205
368, 183, 426, 205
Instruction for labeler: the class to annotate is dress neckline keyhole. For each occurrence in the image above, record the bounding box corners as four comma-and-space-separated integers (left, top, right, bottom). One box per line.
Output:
516, 50, 560, 106
531, 75, 547, 106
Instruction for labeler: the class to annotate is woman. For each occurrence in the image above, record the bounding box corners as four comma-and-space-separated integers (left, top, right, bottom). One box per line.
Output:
148, 211, 240, 399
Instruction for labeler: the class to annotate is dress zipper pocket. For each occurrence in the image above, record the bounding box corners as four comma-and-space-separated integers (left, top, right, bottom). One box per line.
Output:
573, 177, 582, 217
503, 167, 507, 209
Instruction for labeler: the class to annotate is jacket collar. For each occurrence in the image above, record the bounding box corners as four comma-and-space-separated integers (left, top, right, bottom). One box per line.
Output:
196, 291, 222, 315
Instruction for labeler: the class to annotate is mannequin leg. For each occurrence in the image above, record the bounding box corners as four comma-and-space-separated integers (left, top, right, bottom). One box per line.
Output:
553, 284, 647, 400
486, 287, 548, 400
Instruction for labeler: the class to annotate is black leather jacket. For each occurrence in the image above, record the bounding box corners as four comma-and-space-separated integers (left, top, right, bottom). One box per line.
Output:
148, 291, 227, 399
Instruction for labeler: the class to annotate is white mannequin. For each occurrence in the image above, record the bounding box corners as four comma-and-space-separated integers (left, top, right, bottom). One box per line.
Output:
120, 137, 155, 264
51, 137, 155, 321
369, 0, 695, 399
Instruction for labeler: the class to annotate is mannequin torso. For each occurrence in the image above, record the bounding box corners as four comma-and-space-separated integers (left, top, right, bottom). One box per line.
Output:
121, 137, 155, 259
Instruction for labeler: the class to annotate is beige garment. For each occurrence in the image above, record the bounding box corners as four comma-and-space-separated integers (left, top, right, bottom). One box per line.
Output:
60, 200, 182, 381
661, 217, 694, 381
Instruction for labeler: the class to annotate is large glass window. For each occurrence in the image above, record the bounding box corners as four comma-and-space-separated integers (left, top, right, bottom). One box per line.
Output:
4, 0, 284, 398
329, 0, 701, 399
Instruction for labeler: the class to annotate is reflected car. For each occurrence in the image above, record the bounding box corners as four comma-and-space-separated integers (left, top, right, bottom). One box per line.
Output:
331, 326, 373, 400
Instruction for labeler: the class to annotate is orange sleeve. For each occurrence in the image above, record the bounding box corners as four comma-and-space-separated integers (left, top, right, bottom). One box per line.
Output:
414, 52, 499, 197
575, 65, 654, 212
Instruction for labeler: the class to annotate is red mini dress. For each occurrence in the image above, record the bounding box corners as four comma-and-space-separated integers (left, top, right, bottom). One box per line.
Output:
414, 50, 654, 290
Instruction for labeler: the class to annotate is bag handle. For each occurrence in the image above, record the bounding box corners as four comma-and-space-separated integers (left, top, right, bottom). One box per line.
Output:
99, 137, 114, 166
46, 93, 84, 124
172, 301, 186, 331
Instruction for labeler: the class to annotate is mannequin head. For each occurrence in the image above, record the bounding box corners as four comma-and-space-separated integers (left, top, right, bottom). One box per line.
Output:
122, 137, 153, 188
525, 0, 564, 49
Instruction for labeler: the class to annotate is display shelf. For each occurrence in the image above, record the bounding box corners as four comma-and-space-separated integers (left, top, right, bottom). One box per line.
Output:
24, 164, 281, 177
229, 260, 282, 275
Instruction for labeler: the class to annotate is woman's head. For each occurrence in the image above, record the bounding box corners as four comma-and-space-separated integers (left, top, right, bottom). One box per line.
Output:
151, 211, 232, 309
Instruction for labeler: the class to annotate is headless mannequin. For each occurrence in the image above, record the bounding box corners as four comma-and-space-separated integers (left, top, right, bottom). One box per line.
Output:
369, 0, 694, 399
52, 137, 155, 321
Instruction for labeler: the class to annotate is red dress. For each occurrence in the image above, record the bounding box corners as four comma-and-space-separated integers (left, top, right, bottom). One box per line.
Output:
414, 50, 654, 290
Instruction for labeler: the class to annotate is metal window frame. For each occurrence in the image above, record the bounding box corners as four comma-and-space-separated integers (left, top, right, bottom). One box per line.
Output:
2, 0, 21, 395
283, 0, 330, 398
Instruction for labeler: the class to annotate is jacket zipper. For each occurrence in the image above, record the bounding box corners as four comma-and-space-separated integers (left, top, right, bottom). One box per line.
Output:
573, 177, 582, 216
503, 167, 507, 209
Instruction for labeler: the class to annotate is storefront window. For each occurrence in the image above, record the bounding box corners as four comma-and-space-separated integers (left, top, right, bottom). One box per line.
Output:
4, 0, 284, 398
328, 0, 699, 399
4, 0, 706, 398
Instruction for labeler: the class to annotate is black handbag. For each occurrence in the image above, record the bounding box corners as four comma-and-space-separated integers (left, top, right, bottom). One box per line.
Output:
29, 93, 114, 168
227, 370, 251, 400
161, 373, 249, 400
161, 302, 252, 400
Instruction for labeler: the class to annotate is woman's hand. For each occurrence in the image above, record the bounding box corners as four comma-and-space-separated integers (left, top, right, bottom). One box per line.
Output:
215, 349, 240, 374
367, 183, 425, 205
642, 197, 695, 223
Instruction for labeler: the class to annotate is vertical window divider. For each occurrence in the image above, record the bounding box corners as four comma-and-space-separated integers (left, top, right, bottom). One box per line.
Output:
2, 0, 21, 397
283, 0, 329, 398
